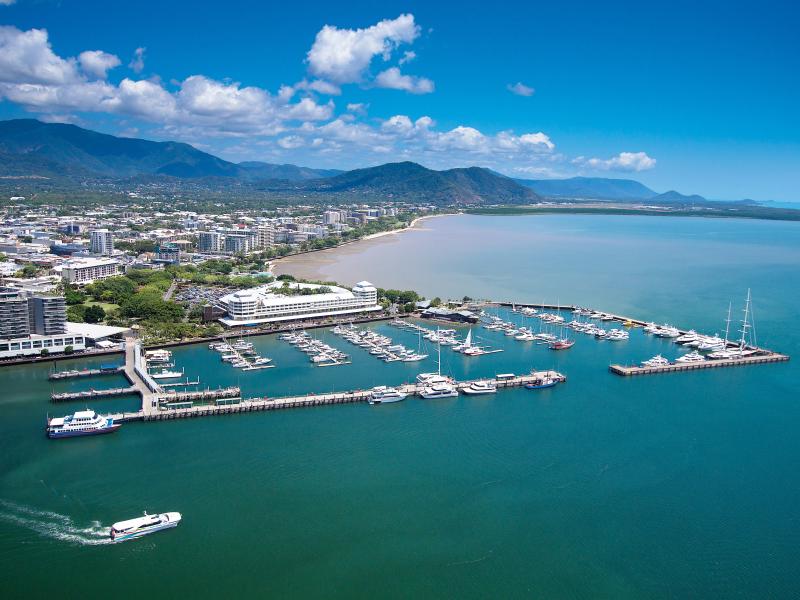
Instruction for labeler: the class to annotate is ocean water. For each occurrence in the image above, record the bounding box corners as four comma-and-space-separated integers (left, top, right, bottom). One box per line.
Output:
1, 214, 798, 599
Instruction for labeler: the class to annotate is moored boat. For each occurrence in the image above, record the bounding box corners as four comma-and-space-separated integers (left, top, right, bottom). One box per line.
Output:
46, 409, 120, 439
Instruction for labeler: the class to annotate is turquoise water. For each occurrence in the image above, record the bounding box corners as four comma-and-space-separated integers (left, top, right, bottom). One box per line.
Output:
1, 214, 798, 598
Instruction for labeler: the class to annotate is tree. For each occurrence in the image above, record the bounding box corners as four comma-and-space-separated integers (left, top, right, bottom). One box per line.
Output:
40, 348, 49, 356
64, 287, 86, 305
84, 305, 106, 323
67, 304, 86, 322
430, 297, 442, 307
64, 345, 74, 354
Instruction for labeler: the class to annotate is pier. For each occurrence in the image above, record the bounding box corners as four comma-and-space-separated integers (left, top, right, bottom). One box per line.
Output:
609, 352, 789, 376
103, 371, 565, 423
49, 365, 124, 380
52, 386, 138, 402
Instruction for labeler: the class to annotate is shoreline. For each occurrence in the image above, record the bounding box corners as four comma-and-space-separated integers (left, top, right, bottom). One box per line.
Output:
271, 212, 458, 279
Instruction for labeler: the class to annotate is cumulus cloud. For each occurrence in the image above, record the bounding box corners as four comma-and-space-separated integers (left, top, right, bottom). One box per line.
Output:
0, 26, 80, 85
78, 50, 121, 79
507, 81, 535, 96
346, 102, 368, 115
374, 67, 434, 94
277, 135, 304, 149
129, 47, 145, 73
0, 0, 17, 6
577, 151, 656, 172
399, 50, 416, 65
306, 14, 420, 83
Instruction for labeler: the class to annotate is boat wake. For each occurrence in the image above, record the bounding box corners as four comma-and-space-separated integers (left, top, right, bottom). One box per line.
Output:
0, 499, 112, 545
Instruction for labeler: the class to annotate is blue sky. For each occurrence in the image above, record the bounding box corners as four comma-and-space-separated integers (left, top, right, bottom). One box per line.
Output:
1, 0, 798, 200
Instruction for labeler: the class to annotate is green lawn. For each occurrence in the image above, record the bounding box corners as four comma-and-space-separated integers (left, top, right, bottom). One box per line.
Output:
84, 300, 120, 312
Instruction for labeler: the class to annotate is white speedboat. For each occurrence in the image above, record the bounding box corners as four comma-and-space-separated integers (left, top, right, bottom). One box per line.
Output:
110, 511, 181, 543
151, 369, 183, 379
418, 382, 459, 399
641, 355, 670, 368
675, 351, 706, 363
368, 386, 407, 404
462, 380, 497, 395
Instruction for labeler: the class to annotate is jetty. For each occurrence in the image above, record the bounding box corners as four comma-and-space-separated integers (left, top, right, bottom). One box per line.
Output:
49, 365, 124, 380
52, 386, 138, 402
610, 352, 789, 376
103, 371, 565, 423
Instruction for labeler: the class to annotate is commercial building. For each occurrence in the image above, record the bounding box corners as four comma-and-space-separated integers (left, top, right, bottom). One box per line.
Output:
224, 234, 253, 254
0, 332, 87, 359
154, 242, 181, 264
323, 211, 341, 225
0, 289, 31, 338
28, 295, 66, 335
217, 280, 380, 326
90, 229, 114, 256
198, 231, 223, 253
59, 257, 122, 285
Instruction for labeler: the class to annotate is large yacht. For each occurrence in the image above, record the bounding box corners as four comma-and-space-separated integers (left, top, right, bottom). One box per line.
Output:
46, 410, 120, 439
369, 386, 407, 404
110, 511, 182, 543
675, 351, 706, 363
418, 382, 459, 399
462, 380, 497, 395
641, 355, 670, 368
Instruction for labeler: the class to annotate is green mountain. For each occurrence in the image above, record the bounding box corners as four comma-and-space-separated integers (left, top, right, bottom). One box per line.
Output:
237, 161, 342, 181
297, 161, 541, 204
514, 176, 657, 200
0, 119, 337, 181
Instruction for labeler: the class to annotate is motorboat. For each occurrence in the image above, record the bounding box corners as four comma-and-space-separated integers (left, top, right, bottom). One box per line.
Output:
151, 368, 183, 379
525, 377, 558, 390
675, 351, 706, 363
462, 380, 497, 395
418, 382, 459, 399
110, 511, 181, 543
46, 410, 120, 439
368, 386, 407, 404
641, 355, 670, 368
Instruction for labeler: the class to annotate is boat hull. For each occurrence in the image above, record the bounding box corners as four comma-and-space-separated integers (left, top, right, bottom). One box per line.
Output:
47, 423, 121, 439
111, 521, 179, 543
525, 381, 558, 390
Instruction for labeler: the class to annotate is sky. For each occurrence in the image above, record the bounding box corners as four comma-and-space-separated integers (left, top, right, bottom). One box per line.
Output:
0, 0, 798, 200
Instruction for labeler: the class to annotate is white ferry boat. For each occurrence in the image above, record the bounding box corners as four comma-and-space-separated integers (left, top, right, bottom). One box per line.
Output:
110, 511, 182, 543
46, 410, 120, 439
368, 386, 407, 404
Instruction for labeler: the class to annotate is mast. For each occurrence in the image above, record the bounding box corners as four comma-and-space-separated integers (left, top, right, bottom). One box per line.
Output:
739, 288, 752, 350
723, 301, 732, 345
437, 327, 441, 375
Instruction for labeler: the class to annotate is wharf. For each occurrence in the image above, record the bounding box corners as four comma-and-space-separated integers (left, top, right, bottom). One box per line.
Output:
49, 366, 124, 380
52, 386, 137, 402
610, 352, 789, 376
105, 371, 565, 423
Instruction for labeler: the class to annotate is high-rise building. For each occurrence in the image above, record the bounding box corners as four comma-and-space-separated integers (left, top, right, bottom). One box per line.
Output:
28, 296, 66, 335
256, 225, 275, 249
224, 234, 252, 254
198, 231, 223, 253
0, 289, 31, 339
323, 211, 341, 225
90, 229, 114, 256
60, 257, 121, 285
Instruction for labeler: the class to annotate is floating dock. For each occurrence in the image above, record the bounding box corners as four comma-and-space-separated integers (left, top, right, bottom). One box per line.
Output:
49, 365, 124, 380
609, 352, 789, 376
103, 371, 565, 423
51, 386, 138, 402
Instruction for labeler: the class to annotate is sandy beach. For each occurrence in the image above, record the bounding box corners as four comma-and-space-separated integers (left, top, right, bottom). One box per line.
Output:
271, 212, 458, 281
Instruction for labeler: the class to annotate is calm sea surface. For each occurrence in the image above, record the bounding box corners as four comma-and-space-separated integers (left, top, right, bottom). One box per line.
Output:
2, 214, 799, 599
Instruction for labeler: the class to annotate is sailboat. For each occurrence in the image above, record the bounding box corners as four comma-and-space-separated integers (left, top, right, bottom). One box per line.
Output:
708, 290, 759, 359
418, 328, 459, 398
549, 324, 575, 350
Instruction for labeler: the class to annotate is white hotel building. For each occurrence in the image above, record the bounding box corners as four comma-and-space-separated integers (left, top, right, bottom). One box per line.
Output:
218, 281, 380, 326
59, 257, 122, 285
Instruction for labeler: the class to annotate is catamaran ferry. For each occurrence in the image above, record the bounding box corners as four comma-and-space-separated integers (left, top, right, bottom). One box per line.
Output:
110, 511, 182, 542
46, 410, 120, 439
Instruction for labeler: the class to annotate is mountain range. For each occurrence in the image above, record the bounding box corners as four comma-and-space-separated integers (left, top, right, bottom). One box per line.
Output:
0, 118, 725, 205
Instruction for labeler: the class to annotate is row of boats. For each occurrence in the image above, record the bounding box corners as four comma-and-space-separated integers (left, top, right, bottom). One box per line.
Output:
209, 338, 273, 371
279, 331, 350, 366
332, 324, 428, 362
392, 320, 503, 356
481, 315, 575, 349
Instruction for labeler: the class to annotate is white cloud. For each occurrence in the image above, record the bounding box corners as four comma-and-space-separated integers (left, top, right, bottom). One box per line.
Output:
374, 67, 434, 94
277, 135, 304, 149
0, 0, 17, 6
399, 50, 416, 65
306, 14, 420, 83
78, 50, 121, 79
346, 102, 368, 115
129, 47, 145, 73
507, 81, 535, 96
577, 151, 657, 172
0, 26, 79, 85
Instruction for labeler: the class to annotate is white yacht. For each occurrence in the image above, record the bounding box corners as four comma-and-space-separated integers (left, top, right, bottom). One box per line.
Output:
418, 382, 459, 399
641, 355, 670, 368
462, 380, 497, 395
368, 386, 407, 404
675, 351, 706, 363
144, 349, 172, 363
110, 511, 182, 543
151, 368, 183, 379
